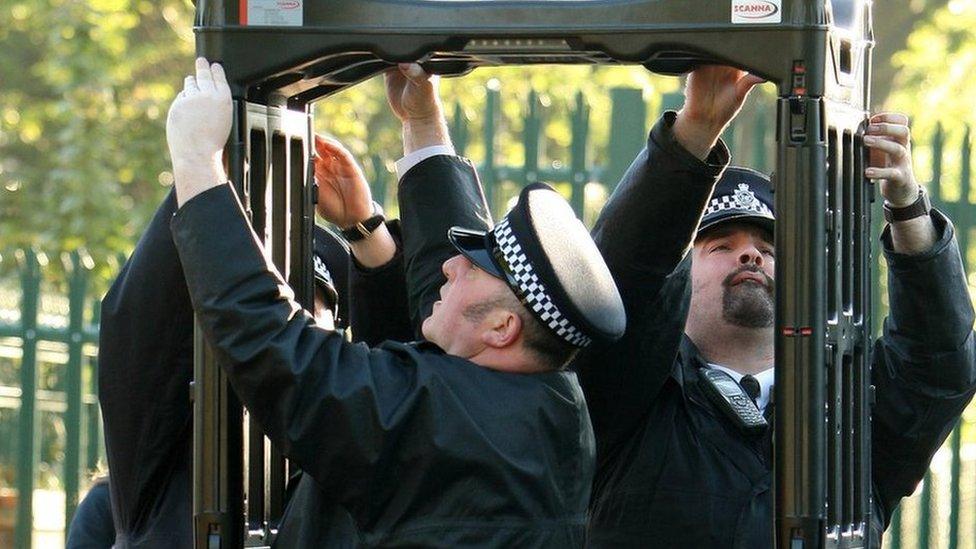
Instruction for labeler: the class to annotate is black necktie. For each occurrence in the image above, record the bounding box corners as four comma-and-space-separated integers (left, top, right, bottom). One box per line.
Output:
740, 375, 761, 407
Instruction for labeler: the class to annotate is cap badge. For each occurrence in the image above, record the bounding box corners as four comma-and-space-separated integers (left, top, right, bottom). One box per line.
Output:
313, 254, 334, 287
733, 183, 759, 209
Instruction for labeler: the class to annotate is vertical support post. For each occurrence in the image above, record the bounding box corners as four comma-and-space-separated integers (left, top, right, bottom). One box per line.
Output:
775, 95, 827, 549
570, 91, 589, 218
63, 250, 91, 537
604, 88, 645, 191
194, 99, 247, 549
14, 248, 40, 549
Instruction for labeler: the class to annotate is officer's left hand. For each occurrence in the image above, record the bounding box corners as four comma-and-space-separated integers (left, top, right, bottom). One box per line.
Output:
167, 57, 233, 206
864, 113, 920, 208
313, 135, 374, 228
384, 63, 444, 124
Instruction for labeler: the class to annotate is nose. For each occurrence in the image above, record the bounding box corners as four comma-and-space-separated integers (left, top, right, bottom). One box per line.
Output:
442, 254, 465, 280
738, 243, 764, 268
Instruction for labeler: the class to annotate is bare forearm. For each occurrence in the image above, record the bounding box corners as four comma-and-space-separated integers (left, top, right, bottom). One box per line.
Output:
889, 215, 939, 255
403, 117, 452, 156
173, 155, 226, 208
348, 224, 398, 268
671, 112, 724, 161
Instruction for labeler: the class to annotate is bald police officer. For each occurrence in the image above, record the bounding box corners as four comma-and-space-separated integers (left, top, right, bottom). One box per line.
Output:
163, 58, 625, 547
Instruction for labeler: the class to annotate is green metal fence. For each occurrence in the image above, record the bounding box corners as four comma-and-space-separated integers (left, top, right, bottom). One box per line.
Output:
0, 250, 102, 548
0, 86, 973, 547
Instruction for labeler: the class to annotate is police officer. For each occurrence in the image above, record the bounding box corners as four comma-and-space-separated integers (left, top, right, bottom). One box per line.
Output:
165, 58, 626, 546
100, 104, 410, 548
576, 67, 976, 547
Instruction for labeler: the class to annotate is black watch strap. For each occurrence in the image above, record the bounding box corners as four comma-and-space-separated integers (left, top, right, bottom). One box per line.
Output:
341, 214, 385, 242
883, 188, 930, 223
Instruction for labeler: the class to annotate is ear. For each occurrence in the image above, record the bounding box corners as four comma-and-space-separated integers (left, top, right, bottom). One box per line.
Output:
480, 308, 522, 349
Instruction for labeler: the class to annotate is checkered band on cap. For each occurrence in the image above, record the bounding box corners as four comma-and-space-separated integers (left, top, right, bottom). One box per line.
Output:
313, 254, 334, 287
704, 183, 773, 219
491, 218, 592, 348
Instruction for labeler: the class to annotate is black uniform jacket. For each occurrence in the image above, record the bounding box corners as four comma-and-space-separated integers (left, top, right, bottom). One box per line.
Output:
98, 189, 413, 547
169, 181, 595, 547
577, 112, 976, 548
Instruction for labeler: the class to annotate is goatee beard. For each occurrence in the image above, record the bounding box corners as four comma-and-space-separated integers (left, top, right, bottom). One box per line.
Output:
722, 266, 774, 328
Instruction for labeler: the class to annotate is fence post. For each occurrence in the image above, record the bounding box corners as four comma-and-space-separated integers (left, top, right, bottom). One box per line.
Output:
483, 84, 500, 214
570, 91, 589, 217
452, 101, 469, 158
660, 91, 683, 114
957, 127, 971, 264
63, 250, 92, 538
523, 90, 540, 186
751, 101, 769, 172
605, 88, 646, 191
14, 249, 41, 549
889, 505, 901, 549
369, 155, 388, 209
918, 470, 932, 548
949, 419, 962, 549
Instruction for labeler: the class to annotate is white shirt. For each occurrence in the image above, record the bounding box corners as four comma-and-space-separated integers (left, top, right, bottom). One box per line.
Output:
395, 145, 457, 180
707, 363, 775, 414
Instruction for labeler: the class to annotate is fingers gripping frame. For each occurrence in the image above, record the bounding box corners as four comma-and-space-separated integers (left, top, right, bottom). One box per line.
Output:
191, 1, 876, 547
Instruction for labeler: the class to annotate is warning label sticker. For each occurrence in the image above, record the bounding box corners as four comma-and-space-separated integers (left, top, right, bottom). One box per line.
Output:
245, 0, 303, 27
731, 0, 782, 24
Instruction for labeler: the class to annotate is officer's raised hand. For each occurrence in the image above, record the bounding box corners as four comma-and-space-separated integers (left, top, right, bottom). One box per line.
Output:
673, 65, 764, 160
864, 113, 938, 253
313, 136, 396, 267
384, 63, 451, 154
167, 57, 233, 207
314, 136, 374, 227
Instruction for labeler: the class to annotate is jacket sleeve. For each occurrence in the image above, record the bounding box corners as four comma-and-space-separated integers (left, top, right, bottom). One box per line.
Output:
397, 155, 493, 336
348, 220, 415, 345
170, 184, 425, 516
97, 189, 194, 536
575, 112, 730, 457
871, 209, 976, 525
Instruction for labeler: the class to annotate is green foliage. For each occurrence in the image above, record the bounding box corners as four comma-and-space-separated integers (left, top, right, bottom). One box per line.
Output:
0, 0, 194, 289
887, 0, 976, 202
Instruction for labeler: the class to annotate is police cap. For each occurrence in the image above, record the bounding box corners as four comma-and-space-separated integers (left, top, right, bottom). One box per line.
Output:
448, 183, 625, 348
699, 167, 775, 234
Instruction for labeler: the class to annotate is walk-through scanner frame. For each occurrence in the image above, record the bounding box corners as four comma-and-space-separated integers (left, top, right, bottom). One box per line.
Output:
192, 2, 876, 547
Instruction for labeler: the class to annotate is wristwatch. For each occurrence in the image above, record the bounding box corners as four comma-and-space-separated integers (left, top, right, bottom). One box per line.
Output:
883, 187, 930, 223
341, 202, 385, 242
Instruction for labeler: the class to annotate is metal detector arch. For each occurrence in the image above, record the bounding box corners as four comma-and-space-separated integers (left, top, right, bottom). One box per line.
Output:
191, 1, 876, 547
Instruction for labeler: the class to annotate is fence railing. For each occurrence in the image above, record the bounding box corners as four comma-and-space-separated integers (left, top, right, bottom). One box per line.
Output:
0, 86, 972, 548
0, 249, 102, 548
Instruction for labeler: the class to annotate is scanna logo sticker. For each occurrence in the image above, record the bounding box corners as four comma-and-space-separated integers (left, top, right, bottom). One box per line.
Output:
732, 0, 782, 23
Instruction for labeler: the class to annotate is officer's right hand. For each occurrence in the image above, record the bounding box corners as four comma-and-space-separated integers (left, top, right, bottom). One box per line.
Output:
673, 65, 764, 160
167, 57, 233, 206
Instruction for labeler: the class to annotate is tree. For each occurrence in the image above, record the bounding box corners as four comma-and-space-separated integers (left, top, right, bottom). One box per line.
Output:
0, 0, 194, 287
